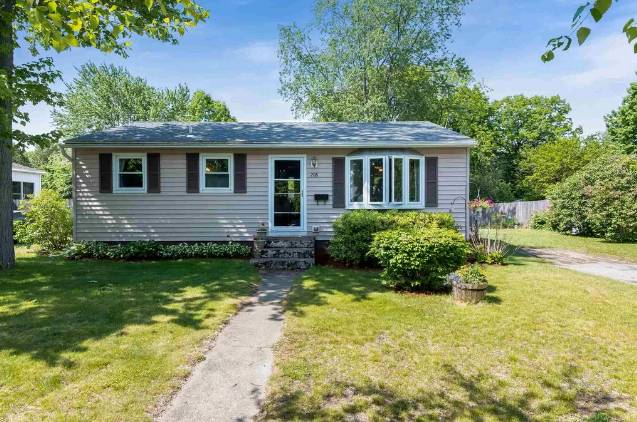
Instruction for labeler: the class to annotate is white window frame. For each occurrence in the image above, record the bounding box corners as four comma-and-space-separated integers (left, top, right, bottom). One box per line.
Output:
406, 156, 425, 206
390, 156, 404, 204
113, 153, 147, 193
345, 153, 424, 209
200, 153, 233, 193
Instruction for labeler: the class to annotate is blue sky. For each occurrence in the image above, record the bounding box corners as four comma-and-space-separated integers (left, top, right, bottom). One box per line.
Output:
17, 0, 637, 135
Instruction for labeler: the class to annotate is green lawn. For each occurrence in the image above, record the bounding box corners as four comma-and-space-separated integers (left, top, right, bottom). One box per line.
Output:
0, 248, 259, 421
262, 260, 637, 421
494, 229, 637, 263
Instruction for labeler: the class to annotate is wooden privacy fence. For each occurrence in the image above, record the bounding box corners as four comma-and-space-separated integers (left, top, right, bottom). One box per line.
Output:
471, 200, 550, 228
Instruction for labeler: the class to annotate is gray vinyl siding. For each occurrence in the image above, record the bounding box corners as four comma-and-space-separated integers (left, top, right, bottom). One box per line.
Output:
74, 147, 468, 242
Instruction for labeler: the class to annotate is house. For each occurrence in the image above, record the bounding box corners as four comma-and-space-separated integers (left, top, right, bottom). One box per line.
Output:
62, 122, 475, 255
12, 163, 44, 202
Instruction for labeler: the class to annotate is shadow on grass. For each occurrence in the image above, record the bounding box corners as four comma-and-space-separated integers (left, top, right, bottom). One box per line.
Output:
264, 363, 626, 421
0, 256, 256, 367
284, 266, 384, 316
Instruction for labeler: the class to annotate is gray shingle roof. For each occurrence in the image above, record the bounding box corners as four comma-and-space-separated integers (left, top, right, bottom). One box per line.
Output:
12, 163, 45, 173
63, 121, 475, 148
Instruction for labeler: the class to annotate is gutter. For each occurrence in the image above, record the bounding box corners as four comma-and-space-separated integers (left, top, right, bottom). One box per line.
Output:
63, 141, 477, 149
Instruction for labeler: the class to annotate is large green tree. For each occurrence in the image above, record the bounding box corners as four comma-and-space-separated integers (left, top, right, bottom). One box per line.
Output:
605, 80, 637, 154
488, 95, 580, 198
278, 0, 471, 122
53, 63, 235, 137
0, 0, 208, 269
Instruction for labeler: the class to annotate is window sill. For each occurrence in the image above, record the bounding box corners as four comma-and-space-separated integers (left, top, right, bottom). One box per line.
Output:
347, 203, 425, 210
113, 189, 147, 194
199, 188, 234, 194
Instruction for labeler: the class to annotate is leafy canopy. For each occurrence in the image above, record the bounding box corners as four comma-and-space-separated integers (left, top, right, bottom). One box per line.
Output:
543, 0, 636, 62
53, 63, 235, 137
605, 79, 637, 154
278, 0, 471, 122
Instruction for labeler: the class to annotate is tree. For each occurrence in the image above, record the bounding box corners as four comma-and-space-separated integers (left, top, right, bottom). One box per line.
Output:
278, 0, 471, 122
519, 136, 606, 199
186, 90, 235, 122
1, 1, 209, 269
53, 63, 235, 137
543, 0, 637, 62
488, 95, 580, 198
42, 153, 72, 199
605, 80, 637, 154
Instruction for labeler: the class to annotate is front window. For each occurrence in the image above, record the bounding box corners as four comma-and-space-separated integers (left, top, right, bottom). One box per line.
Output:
114, 154, 146, 192
200, 154, 233, 192
408, 158, 421, 203
346, 153, 424, 208
22, 182, 34, 197
12, 182, 21, 200
369, 157, 384, 203
349, 158, 363, 203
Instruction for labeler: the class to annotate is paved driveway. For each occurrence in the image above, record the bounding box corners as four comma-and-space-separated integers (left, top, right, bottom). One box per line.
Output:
523, 248, 637, 285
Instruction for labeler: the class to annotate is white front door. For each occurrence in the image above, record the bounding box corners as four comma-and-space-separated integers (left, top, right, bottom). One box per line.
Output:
269, 155, 306, 232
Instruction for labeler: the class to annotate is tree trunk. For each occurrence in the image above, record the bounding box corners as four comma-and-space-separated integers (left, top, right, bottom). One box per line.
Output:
0, 0, 15, 269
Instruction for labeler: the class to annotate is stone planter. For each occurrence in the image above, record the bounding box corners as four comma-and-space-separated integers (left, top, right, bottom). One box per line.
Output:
450, 274, 488, 304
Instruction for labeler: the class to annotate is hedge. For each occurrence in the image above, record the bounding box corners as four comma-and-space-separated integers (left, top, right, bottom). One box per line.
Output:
64, 241, 252, 261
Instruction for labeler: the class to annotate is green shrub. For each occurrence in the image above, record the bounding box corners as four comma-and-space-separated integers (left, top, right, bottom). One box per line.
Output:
548, 154, 637, 241
529, 211, 550, 230
14, 190, 73, 253
330, 210, 457, 266
64, 241, 252, 261
369, 227, 469, 291
456, 264, 487, 284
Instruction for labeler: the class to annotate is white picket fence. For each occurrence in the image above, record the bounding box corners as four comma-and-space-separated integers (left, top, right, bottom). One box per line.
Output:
471, 200, 550, 228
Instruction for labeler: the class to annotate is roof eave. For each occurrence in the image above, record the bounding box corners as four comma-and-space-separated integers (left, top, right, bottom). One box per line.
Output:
63, 141, 477, 148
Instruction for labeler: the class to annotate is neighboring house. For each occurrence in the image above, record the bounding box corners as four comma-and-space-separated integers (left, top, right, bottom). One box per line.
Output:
12, 162, 44, 202
63, 122, 475, 243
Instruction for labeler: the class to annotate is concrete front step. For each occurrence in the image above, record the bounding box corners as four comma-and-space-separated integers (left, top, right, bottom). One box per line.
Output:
251, 257, 314, 271
257, 248, 314, 259
263, 237, 314, 249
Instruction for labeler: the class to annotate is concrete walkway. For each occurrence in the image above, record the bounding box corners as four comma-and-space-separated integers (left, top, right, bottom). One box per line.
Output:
523, 248, 637, 285
158, 272, 295, 422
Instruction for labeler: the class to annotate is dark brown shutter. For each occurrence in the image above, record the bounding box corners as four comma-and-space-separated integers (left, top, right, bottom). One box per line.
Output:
233, 153, 247, 193
99, 153, 112, 193
332, 157, 345, 208
425, 157, 438, 207
186, 153, 199, 193
147, 153, 161, 193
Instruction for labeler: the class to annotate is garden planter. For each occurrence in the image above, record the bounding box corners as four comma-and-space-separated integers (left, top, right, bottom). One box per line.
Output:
451, 279, 488, 304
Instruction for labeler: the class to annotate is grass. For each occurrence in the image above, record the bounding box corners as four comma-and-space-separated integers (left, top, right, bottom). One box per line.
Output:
0, 247, 259, 421
493, 229, 637, 263
262, 260, 637, 421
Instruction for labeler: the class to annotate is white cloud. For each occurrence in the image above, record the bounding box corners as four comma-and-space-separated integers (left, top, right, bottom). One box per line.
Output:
563, 34, 637, 87
236, 41, 278, 64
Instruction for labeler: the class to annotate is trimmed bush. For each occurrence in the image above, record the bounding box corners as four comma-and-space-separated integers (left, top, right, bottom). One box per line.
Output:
329, 210, 457, 266
64, 241, 252, 261
548, 154, 637, 241
14, 190, 73, 253
369, 227, 469, 291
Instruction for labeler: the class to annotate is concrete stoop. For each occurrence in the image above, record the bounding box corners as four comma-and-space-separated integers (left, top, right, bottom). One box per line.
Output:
251, 236, 315, 270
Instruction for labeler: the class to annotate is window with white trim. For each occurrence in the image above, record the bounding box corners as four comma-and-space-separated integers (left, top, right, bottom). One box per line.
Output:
113, 153, 146, 193
200, 154, 233, 192
346, 153, 424, 208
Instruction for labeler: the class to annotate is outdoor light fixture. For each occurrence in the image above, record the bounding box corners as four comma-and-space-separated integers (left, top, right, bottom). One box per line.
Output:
311, 156, 318, 168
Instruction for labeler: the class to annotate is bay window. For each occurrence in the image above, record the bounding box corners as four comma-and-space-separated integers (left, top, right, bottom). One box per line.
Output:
346, 152, 424, 208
